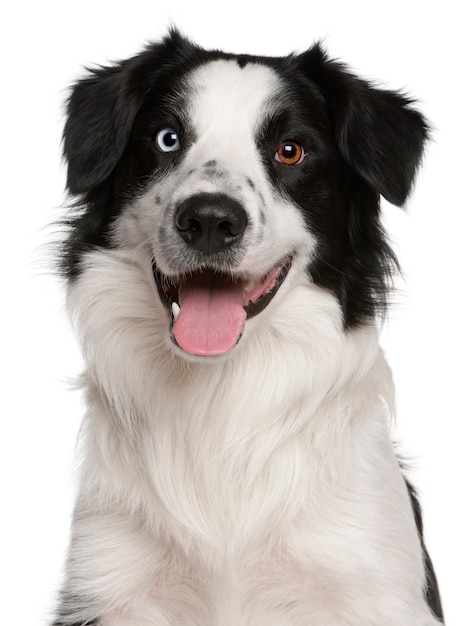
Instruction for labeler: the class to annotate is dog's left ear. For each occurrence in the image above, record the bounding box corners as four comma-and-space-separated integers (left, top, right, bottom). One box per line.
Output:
298, 45, 429, 206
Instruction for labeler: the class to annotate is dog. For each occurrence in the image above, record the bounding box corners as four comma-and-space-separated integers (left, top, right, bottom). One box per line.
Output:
52, 30, 443, 625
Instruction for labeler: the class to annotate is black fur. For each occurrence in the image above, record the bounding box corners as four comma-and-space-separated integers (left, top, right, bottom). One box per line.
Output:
52, 621, 98, 626
405, 479, 444, 622
51, 592, 99, 626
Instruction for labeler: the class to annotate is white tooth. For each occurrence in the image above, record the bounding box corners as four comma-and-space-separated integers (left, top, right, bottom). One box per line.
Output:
244, 278, 255, 293
172, 302, 180, 321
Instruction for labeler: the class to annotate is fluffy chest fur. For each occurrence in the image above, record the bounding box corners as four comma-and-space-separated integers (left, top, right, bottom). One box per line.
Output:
53, 30, 443, 625
64, 251, 435, 625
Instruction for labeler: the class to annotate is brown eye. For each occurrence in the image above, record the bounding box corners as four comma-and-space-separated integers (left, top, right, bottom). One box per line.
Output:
274, 141, 305, 166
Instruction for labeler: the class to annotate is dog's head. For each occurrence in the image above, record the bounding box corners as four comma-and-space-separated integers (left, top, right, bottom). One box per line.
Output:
62, 30, 427, 358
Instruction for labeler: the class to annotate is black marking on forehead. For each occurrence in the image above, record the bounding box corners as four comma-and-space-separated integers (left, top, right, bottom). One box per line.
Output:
260, 83, 330, 147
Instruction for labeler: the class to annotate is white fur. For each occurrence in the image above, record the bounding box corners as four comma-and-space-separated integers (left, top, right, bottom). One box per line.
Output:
58, 61, 441, 625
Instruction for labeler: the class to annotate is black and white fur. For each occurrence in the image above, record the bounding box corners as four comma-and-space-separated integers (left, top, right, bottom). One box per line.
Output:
53, 30, 443, 625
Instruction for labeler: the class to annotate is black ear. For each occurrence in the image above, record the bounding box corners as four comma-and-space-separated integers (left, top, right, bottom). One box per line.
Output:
63, 61, 142, 195
298, 45, 429, 206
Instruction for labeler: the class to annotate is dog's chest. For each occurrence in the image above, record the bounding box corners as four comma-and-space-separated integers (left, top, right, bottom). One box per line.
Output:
147, 423, 313, 549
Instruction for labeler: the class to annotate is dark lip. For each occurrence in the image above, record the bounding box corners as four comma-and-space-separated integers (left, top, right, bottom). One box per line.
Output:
152, 255, 294, 323
242, 256, 293, 319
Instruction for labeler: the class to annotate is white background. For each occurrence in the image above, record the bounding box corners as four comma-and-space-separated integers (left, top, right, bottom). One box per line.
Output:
1, 1, 465, 624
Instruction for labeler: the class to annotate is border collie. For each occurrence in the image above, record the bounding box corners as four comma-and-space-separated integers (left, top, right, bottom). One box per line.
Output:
52, 30, 443, 625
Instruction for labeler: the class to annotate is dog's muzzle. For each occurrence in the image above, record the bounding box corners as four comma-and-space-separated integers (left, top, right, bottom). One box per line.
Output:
153, 193, 293, 357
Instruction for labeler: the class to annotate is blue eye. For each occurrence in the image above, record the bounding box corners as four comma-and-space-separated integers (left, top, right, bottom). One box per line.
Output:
155, 128, 181, 153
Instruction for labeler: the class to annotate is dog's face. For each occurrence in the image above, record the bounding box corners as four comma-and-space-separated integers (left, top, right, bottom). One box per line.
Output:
115, 59, 328, 357
63, 31, 427, 358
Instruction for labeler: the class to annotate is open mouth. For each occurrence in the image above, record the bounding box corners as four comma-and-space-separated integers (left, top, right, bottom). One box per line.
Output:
153, 255, 293, 356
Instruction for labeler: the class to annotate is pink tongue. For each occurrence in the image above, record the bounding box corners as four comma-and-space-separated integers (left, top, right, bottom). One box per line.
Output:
172, 272, 247, 356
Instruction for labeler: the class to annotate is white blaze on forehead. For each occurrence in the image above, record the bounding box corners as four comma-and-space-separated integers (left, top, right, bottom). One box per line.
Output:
167, 58, 317, 279
186, 60, 281, 153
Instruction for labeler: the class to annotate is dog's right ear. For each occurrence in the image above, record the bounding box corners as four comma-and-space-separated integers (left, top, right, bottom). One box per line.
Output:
63, 61, 143, 195
63, 29, 193, 195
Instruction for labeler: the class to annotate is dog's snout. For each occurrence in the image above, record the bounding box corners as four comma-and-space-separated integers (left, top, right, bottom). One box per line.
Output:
175, 193, 248, 253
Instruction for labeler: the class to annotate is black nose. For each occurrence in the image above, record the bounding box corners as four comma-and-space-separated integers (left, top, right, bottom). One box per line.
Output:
175, 193, 248, 253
